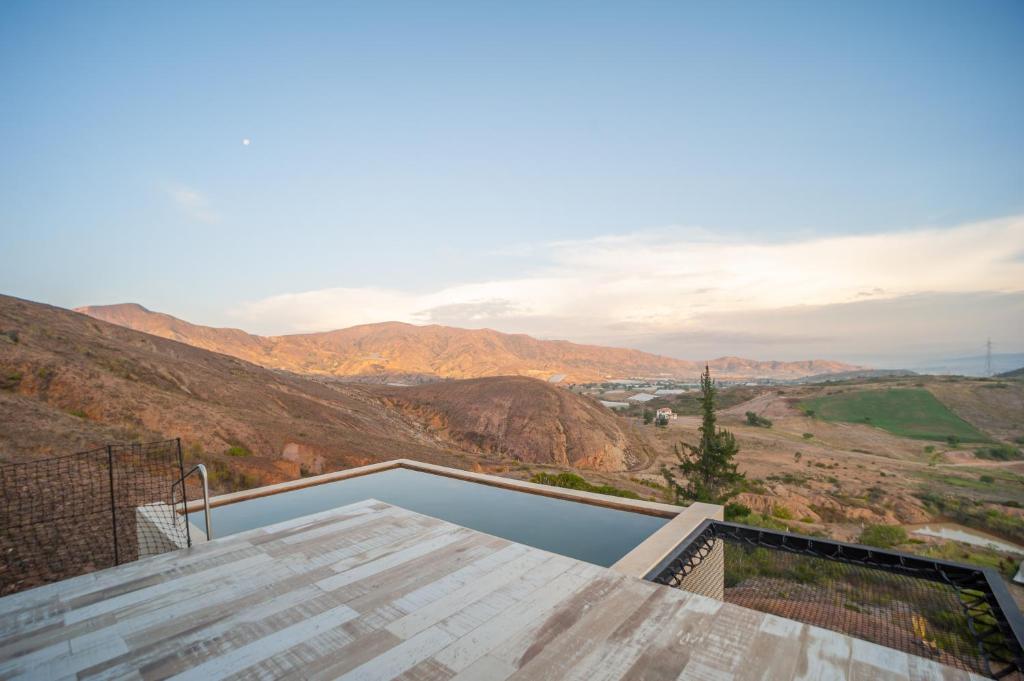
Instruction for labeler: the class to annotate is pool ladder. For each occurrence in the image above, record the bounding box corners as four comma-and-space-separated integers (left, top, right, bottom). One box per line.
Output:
176, 464, 213, 543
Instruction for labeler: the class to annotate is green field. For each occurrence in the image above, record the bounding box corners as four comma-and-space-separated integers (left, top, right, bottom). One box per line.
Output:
800, 388, 989, 442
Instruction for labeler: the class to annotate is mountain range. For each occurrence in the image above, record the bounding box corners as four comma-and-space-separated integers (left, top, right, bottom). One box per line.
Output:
75, 303, 858, 382
0, 295, 649, 484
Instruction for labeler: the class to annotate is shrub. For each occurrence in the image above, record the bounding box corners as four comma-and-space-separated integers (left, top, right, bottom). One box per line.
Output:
767, 472, 807, 486
980, 474, 995, 484
771, 505, 794, 520
745, 411, 773, 428
802, 433, 814, 439
974, 444, 1023, 461
225, 445, 252, 457
858, 525, 908, 549
737, 512, 790, 532
0, 370, 22, 391
737, 478, 769, 495
724, 502, 752, 521
947, 435, 960, 447
530, 472, 640, 499
205, 460, 259, 491
924, 445, 935, 454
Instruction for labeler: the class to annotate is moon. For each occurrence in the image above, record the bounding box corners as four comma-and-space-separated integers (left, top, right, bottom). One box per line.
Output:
242, 138, 251, 146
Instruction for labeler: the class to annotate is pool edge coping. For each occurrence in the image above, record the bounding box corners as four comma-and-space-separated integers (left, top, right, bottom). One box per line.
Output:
184, 458, 723, 577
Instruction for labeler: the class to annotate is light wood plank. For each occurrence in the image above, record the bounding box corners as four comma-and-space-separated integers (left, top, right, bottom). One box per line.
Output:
0, 499, 989, 681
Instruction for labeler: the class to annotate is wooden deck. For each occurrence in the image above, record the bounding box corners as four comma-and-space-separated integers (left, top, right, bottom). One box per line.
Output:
0, 500, 985, 680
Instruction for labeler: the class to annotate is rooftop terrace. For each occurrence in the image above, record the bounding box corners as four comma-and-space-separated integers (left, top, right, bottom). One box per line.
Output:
4, 447, 1022, 679
0, 499, 988, 680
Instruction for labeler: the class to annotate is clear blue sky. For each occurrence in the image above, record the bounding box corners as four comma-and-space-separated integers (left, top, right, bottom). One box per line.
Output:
1, 1, 1022, 363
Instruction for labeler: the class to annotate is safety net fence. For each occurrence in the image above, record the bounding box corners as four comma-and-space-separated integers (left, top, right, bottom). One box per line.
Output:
0, 439, 195, 596
647, 520, 1024, 680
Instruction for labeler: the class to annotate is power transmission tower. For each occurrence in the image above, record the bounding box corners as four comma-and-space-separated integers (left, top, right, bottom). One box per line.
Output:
986, 338, 993, 377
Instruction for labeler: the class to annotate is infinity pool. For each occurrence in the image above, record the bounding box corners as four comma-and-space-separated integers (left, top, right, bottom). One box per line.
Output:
189, 468, 668, 567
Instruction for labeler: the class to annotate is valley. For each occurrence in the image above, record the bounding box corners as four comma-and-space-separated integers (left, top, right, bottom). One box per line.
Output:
598, 376, 1024, 579
3, 293, 1023, 581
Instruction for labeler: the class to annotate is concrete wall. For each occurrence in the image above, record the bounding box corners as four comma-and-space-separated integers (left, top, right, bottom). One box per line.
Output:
611, 501, 725, 601
136, 503, 206, 559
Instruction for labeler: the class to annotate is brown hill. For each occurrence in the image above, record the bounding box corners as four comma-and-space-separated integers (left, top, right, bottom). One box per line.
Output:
373, 377, 650, 471
1, 295, 650, 491
76, 303, 859, 382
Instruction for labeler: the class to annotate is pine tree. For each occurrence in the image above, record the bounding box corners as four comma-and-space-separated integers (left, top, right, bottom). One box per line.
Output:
662, 365, 744, 503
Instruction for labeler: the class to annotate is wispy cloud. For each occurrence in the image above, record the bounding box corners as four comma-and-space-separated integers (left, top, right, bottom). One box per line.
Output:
163, 184, 219, 224
230, 216, 1024, 361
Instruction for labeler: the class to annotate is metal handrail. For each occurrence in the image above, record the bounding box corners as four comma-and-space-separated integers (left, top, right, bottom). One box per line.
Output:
173, 464, 213, 542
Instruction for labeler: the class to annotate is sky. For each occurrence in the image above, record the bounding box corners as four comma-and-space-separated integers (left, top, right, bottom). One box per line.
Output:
1, 1, 1022, 367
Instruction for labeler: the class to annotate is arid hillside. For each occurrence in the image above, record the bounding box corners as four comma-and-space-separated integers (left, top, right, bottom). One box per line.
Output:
0, 295, 650, 489
76, 303, 859, 382
631, 375, 1024, 549
374, 377, 651, 471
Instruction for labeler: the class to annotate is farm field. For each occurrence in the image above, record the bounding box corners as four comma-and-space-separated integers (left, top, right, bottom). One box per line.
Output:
800, 387, 990, 442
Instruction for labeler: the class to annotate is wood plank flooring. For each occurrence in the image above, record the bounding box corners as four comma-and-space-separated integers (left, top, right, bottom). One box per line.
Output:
0, 500, 986, 680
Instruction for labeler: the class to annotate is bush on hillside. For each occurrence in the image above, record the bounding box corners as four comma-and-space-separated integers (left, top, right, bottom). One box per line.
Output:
724, 502, 752, 521
974, 444, 1023, 461
745, 411, 773, 428
530, 472, 641, 499
858, 525, 908, 549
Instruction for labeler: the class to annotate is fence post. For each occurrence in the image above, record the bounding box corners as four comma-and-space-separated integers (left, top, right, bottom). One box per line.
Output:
107, 444, 119, 565
176, 438, 191, 548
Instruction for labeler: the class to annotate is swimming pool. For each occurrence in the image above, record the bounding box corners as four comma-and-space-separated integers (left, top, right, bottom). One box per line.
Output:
189, 468, 668, 567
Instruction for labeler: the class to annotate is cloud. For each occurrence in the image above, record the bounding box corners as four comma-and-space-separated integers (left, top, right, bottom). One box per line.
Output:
415, 299, 524, 324
633, 291, 1024, 364
230, 216, 1024, 361
164, 184, 219, 224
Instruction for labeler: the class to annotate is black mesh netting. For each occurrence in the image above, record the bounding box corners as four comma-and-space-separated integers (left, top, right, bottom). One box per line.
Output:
652, 524, 1024, 680
0, 439, 192, 596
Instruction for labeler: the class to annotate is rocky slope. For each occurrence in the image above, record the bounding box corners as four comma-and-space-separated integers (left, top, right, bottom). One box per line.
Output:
373, 377, 650, 471
1, 295, 651, 489
76, 303, 859, 382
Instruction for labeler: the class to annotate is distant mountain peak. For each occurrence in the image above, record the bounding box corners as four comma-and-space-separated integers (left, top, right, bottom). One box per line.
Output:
77, 302, 862, 382
75, 302, 151, 314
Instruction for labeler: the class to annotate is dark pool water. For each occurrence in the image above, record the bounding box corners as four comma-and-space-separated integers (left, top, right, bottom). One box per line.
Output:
189, 468, 667, 567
